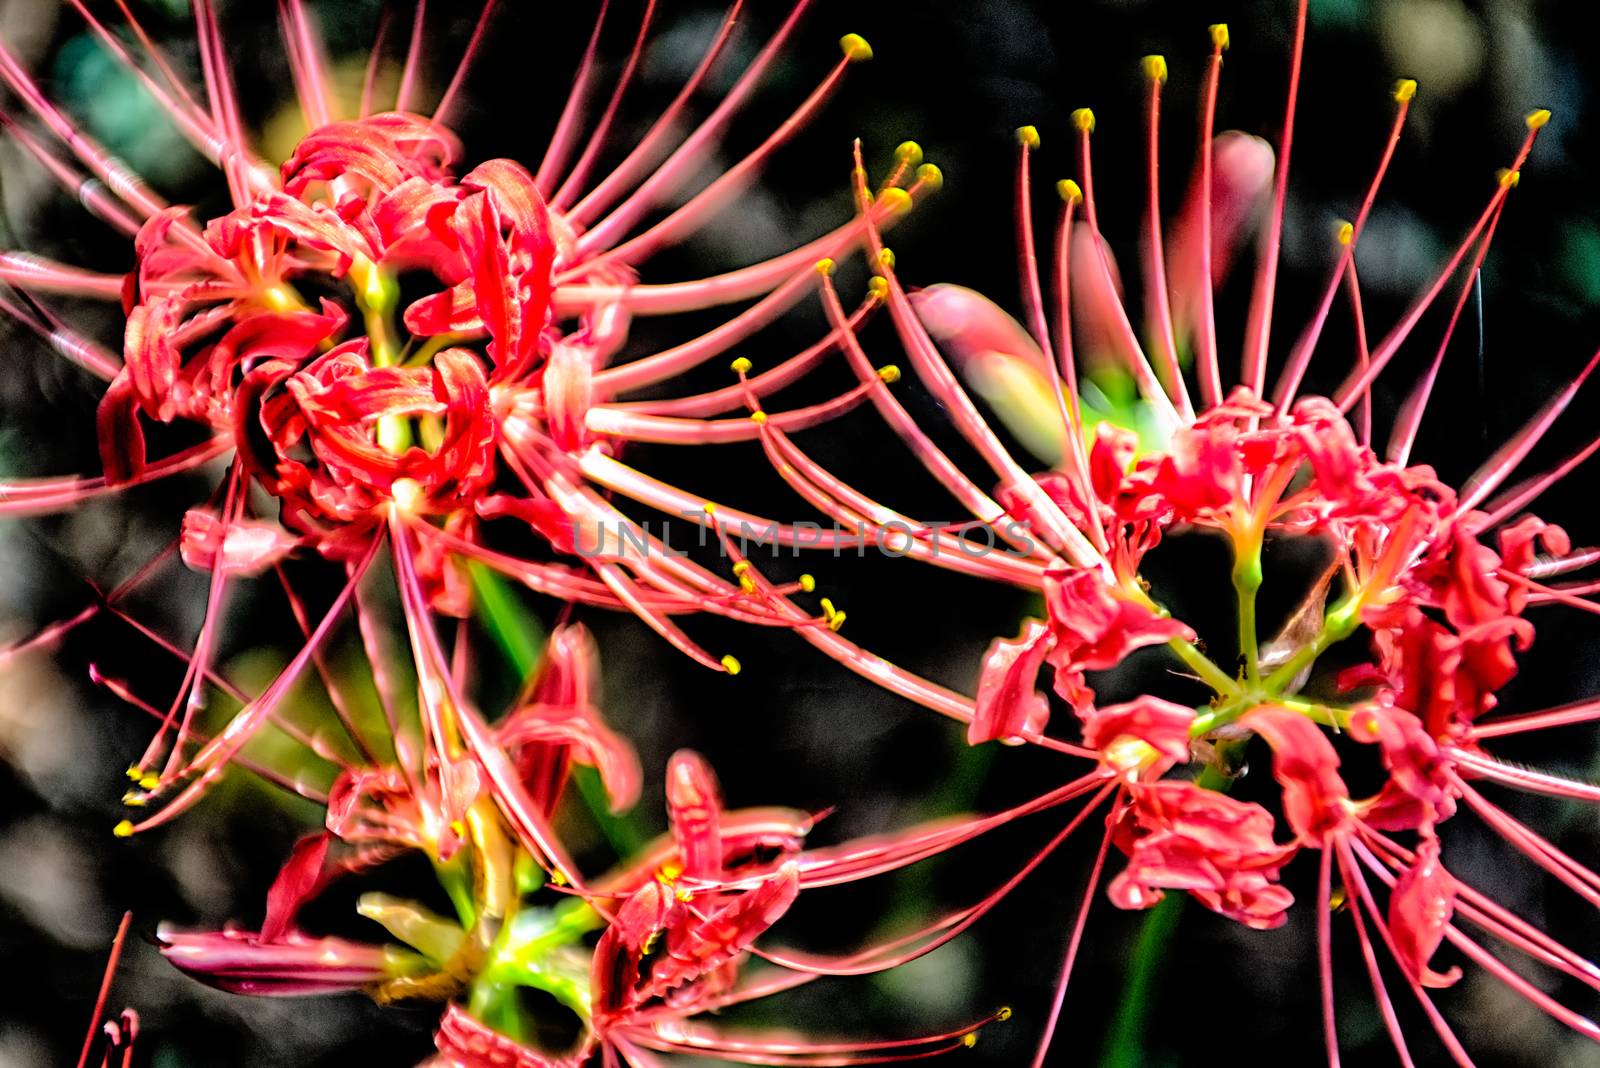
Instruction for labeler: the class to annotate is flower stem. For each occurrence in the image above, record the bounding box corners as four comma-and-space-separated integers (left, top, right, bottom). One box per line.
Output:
1103, 763, 1232, 1066
1233, 527, 1264, 685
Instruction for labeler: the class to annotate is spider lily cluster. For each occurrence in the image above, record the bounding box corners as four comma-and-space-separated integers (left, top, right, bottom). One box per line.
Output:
6, 1, 1600, 1066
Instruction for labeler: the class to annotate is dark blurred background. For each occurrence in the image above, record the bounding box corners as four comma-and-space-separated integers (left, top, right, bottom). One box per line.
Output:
4, 0, 1600, 1065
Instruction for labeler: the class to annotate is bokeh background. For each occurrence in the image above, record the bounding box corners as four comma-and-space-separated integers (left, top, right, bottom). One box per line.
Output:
3, 0, 1600, 1064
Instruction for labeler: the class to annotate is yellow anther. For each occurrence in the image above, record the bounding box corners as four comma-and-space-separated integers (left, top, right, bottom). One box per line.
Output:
962, 1033, 978, 1048
814, 257, 836, 276
1328, 887, 1347, 910
1142, 55, 1168, 84
996, 1007, 1014, 1022
1393, 78, 1417, 103
1015, 125, 1040, 149
126, 765, 143, 782
868, 276, 890, 300
877, 247, 895, 270
675, 887, 694, 902
839, 33, 873, 62
703, 502, 717, 515
1056, 178, 1083, 204
139, 773, 159, 790
877, 364, 901, 384
1071, 107, 1095, 134
750, 410, 768, 425
829, 612, 847, 631
721, 654, 742, 676
1499, 167, 1521, 188
550, 869, 568, 887
914, 162, 943, 190
730, 356, 753, 374
733, 561, 752, 576
895, 140, 923, 165
819, 597, 847, 632
113, 820, 134, 838
1336, 221, 1354, 245
1526, 108, 1552, 130
798, 573, 816, 593
659, 861, 684, 881
121, 791, 146, 808
878, 186, 914, 215
1209, 23, 1230, 51
739, 574, 757, 595
820, 597, 837, 619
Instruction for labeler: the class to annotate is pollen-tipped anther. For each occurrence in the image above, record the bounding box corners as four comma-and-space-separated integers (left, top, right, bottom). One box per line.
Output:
1526, 108, 1552, 129
1071, 108, 1096, 134
1336, 220, 1354, 245
1016, 125, 1040, 149
877, 247, 896, 270
798, 573, 816, 593
720, 654, 742, 675
878, 364, 901, 384
839, 34, 873, 63
750, 410, 768, 425
814, 257, 836, 276
915, 162, 944, 190
1209, 23, 1230, 50
896, 140, 924, 166
868, 276, 890, 300
730, 356, 753, 374
1499, 168, 1521, 189
1143, 55, 1168, 83
1394, 78, 1418, 103
112, 820, 134, 838
1057, 178, 1083, 204
877, 186, 914, 214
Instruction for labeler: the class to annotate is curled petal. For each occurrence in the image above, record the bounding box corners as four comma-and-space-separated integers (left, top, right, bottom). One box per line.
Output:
180, 509, 300, 576
970, 619, 1053, 745
667, 750, 725, 880
1080, 695, 1195, 777
1389, 837, 1464, 988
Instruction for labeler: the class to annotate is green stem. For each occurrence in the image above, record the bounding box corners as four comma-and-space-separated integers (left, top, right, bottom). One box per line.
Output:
468, 563, 645, 856
1262, 594, 1362, 694
1166, 635, 1239, 697
1233, 526, 1264, 686
1103, 885, 1184, 1067
1103, 763, 1234, 1066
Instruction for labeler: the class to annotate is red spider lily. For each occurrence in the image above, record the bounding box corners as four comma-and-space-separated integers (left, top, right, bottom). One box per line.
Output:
155, 737, 1020, 1066
0, 2, 940, 831
671, 3, 1600, 1064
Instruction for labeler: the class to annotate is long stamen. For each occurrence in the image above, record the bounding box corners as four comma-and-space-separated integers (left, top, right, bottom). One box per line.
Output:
1140, 56, 1193, 419
1030, 817, 1116, 1068
75, 912, 132, 1068
1388, 197, 1508, 465
1072, 107, 1182, 429
1334, 112, 1549, 412
568, 2, 746, 226
433, 0, 500, 129
1240, 0, 1309, 395
548, 0, 656, 209
1194, 24, 1228, 407
395, 0, 429, 112
1273, 79, 1413, 411
572, 1, 814, 256
577, 33, 869, 270
1016, 130, 1106, 553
